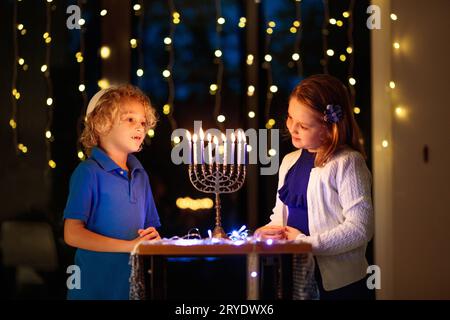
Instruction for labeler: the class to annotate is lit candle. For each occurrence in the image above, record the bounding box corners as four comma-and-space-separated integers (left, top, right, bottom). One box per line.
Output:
213, 135, 219, 164
186, 131, 192, 164
222, 133, 227, 166
237, 131, 242, 165
207, 133, 212, 165
199, 128, 205, 164
192, 133, 198, 165
230, 132, 235, 165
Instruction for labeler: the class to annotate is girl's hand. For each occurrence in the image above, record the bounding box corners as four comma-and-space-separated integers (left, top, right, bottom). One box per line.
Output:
137, 227, 161, 241
254, 225, 286, 240
284, 226, 302, 240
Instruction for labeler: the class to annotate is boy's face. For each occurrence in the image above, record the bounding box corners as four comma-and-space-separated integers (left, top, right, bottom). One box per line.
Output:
101, 99, 147, 155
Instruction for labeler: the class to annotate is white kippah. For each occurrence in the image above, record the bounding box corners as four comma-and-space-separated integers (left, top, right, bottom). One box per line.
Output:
85, 88, 111, 117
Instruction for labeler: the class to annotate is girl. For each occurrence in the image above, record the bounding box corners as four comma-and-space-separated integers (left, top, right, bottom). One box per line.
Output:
255, 74, 374, 300
63, 84, 161, 300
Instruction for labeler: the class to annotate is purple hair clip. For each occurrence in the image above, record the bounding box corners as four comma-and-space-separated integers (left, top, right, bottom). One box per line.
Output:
323, 104, 343, 124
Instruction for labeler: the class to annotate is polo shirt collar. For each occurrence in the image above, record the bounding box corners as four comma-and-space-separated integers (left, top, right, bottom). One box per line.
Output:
90, 147, 144, 172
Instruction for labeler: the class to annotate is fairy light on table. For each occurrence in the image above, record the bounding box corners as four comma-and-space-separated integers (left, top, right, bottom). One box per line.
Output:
187, 128, 248, 239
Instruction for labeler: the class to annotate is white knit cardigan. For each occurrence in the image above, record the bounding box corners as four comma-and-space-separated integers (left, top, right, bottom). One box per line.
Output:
267, 147, 374, 291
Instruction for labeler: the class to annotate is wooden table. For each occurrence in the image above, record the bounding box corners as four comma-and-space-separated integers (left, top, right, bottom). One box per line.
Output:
130, 239, 312, 300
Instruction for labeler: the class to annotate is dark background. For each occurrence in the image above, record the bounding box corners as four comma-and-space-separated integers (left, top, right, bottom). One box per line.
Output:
0, 0, 371, 299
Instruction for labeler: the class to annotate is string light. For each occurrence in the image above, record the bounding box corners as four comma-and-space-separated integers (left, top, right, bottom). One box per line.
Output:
247, 85, 255, 96
75, 0, 88, 161
10, 0, 20, 155
161, 0, 178, 132
97, 78, 110, 89
238, 17, 246, 28
246, 54, 254, 65
346, 0, 357, 111
263, 14, 277, 137
213, 0, 225, 128
390, 11, 408, 122
321, 0, 330, 73
44, 0, 55, 170
132, 0, 145, 100
292, 0, 303, 76
100, 46, 111, 59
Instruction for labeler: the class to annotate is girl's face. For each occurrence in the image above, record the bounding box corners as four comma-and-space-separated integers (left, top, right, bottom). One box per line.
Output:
286, 98, 326, 152
100, 99, 147, 155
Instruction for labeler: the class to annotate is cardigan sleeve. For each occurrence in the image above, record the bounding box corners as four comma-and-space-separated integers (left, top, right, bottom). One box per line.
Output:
297, 152, 374, 255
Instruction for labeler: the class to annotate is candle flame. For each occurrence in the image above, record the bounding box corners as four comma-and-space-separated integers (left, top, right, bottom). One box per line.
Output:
207, 133, 212, 142
213, 136, 219, 144
192, 133, 198, 142
231, 132, 236, 142
199, 128, 204, 140
221, 133, 226, 142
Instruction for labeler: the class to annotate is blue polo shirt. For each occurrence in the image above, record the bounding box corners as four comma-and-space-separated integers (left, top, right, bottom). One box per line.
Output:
63, 147, 161, 300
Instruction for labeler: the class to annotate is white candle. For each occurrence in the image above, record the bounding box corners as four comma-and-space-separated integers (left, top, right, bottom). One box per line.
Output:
192, 133, 198, 165
222, 133, 227, 166
186, 131, 192, 164
237, 131, 242, 165
230, 132, 235, 165
199, 128, 204, 164
242, 132, 247, 165
213, 135, 219, 164
207, 133, 212, 165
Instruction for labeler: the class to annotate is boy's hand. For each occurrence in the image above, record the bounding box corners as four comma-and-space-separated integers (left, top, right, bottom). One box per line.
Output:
129, 227, 161, 252
137, 227, 161, 241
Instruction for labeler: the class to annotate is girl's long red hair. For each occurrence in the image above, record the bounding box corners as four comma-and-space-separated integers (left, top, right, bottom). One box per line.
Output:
289, 74, 366, 167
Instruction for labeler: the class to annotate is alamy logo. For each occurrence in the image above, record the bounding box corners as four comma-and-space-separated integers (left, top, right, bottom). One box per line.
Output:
366, 265, 381, 289
66, 265, 81, 290
66, 5, 82, 30
366, 5, 381, 30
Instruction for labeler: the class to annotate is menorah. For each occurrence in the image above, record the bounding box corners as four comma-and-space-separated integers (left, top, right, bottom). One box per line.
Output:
187, 128, 247, 238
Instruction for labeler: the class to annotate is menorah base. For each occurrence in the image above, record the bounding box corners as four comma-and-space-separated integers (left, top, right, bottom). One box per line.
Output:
212, 226, 228, 239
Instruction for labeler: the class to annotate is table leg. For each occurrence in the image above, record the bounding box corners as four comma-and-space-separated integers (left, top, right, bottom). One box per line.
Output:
149, 256, 166, 299
247, 252, 259, 300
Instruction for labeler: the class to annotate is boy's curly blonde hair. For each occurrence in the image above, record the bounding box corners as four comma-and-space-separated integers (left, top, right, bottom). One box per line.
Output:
80, 84, 157, 155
